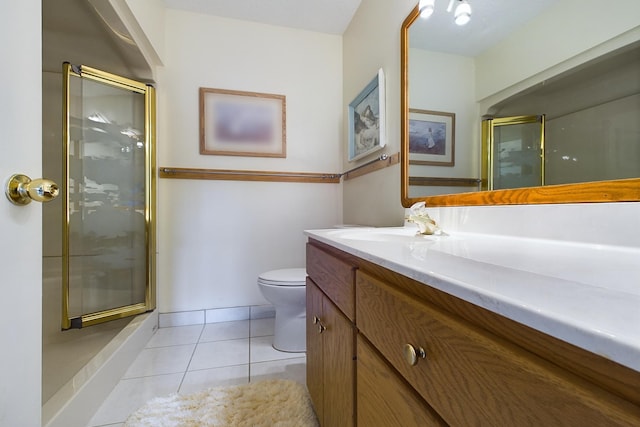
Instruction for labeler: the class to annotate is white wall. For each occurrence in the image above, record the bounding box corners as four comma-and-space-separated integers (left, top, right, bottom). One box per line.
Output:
0, 0, 42, 425
146, 0, 640, 315
341, 0, 415, 226
156, 10, 343, 313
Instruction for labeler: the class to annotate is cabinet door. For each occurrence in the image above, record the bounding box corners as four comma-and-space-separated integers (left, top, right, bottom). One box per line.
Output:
307, 277, 356, 427
357, 336, 447, 427
306, 278, 324, 422
357, 271, 640, 427
323, 293, 356, 427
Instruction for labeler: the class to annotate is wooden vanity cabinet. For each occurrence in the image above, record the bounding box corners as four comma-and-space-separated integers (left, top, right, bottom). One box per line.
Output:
306, 243, 357, 427
305, 238, 640, 427
356, 271, 640, 426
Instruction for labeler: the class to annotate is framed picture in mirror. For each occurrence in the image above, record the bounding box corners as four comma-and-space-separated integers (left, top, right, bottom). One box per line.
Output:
408, 109, 455, 166
348, 68, 386, 161
199, 87, 286, 158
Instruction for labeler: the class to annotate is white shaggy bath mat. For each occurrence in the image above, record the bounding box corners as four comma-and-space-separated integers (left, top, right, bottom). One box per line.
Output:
124, 379, 319, 427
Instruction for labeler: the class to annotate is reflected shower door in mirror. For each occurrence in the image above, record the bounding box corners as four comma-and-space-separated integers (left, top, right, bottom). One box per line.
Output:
482, 115, 544, 191
63, 63, 156, 329
400, 3, 640, 207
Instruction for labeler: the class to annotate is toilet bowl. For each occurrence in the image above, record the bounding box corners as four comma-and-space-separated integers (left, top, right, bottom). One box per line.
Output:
257, 268, 307, 352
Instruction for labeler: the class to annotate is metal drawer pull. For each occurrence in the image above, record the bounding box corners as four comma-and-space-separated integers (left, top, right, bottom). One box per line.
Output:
403, 343, 426, 366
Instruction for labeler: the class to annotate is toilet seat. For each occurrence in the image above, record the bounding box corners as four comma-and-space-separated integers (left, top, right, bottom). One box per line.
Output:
258, 268, 307, 287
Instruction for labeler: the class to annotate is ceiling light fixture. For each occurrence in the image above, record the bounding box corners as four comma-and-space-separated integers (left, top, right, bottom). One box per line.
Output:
454, 0, 472, 26
417, 0, 472, 25
418, 0, 435, 19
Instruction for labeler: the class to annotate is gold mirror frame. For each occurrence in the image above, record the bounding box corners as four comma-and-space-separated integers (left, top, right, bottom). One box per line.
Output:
400, 5, 640, 207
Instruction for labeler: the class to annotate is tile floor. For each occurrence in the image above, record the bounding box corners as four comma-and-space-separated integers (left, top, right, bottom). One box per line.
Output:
87, 317, 306, 427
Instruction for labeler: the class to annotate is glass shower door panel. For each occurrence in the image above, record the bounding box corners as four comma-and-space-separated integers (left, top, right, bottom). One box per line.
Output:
68, 76, 147, 316
492, 120, 544, 190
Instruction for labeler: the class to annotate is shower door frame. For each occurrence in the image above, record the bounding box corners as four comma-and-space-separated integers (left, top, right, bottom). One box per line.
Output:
482, 115, 546, 191
61, 63, 156, 329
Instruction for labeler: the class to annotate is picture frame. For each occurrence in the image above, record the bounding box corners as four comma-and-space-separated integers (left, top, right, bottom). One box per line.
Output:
408, 109, 455, 166
348, 68, 386, 162
200, 87, 286, 157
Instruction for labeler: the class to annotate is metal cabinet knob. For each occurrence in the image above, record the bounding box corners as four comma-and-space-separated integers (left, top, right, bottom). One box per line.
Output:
5, 174, 60, 205
403, 343, 427, 366
313, 316, 326, 333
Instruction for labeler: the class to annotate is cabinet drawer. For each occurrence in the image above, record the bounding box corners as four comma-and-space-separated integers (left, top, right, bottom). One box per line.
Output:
357, 335, 447, 427
306, 242, 356, 320
356, 271, 640, 427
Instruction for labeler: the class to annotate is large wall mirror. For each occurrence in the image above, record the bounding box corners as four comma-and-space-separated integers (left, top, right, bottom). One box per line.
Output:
401, 2, 640, 207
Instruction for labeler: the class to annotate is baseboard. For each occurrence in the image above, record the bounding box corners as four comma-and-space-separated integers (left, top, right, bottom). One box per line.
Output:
159, 305, 275, 327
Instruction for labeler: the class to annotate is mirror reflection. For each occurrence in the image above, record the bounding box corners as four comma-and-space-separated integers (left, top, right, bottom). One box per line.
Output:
401, 1, 640, 206
483, 115, 544, 190
485, 44, 640, 188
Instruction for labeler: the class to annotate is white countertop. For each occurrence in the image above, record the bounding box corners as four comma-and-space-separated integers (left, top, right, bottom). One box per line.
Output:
305, 226, 640, 372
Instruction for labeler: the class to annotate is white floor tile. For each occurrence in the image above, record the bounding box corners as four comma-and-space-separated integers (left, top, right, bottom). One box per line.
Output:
188, 338, 250, 371
179, 364, 249, 395
250, 317, 275, 337
123, 344, 195, 378
87, 316, 307, 425
250, 357, 307, 385
87, 373, 183, 426
145, 324, 203, 348
199, 320, 250, 342
250, 335, 304, 363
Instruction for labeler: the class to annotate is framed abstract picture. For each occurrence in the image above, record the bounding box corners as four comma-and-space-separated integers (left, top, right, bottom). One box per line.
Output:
408, 109, 455, 166
200, 87, 286, 157
348, 69, 386, 162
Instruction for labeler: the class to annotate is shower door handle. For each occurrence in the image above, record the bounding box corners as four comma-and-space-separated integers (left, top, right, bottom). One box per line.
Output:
5, 174, 60, 205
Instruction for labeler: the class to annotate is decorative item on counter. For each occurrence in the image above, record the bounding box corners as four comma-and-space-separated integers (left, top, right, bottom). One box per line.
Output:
406, 201, 442, 235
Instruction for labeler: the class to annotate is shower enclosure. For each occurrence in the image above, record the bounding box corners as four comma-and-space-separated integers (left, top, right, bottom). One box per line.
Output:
41, 63, 156, 407
62, 63, 156, 329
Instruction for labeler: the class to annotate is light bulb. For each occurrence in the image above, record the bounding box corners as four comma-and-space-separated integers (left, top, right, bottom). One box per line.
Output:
454, 0, 471, 26
419, 0, 435, 19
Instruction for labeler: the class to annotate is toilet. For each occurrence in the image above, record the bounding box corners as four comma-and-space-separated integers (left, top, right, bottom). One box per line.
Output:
257, 268, 307, 352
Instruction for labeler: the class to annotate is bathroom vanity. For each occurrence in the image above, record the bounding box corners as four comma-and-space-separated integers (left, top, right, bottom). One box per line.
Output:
305, 227, 640, 426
